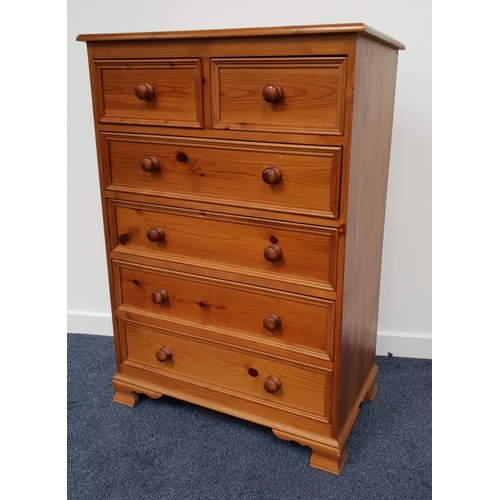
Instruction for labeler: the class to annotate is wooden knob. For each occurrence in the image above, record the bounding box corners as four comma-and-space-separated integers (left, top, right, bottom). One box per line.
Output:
262, 85, 284, 103
262, 167, 282, 185
151, 288, 169, 304
263, 313, 281, 331
146, 227, 165, 242
264, 375, 281, 393
264, 244, 282, 262
141, 156, 160, 172
155, 346, 172, 362
135, 83, 155, 100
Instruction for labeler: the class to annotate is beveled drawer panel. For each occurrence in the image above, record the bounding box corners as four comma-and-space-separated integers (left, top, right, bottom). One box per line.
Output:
109, 201, 338, 294
114, 261, 335, 360
211, 57, 346, 135
119, 319, 332, 423
103, 133, 342, 219
95, 59, 203, 128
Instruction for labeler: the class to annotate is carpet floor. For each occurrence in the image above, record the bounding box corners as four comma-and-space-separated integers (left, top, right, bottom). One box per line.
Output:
68, 333, 431, 499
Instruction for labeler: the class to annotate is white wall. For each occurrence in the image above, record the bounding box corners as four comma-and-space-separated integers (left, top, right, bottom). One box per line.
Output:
67, 0, 432, 358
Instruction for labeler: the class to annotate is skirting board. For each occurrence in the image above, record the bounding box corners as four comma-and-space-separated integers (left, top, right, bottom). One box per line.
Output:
67, 311, 113, 337
67, 312, 432, 359
375, 331, 431, 359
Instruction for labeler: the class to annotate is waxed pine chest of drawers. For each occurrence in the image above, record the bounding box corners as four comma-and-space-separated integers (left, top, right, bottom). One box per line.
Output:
77, 23, 404, 475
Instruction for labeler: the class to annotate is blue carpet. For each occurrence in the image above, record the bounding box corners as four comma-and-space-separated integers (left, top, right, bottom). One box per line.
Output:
67, 333, 431, 499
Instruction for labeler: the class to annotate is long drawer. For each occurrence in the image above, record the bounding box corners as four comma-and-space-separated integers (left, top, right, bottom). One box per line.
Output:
114, 261, 335, 360
102, 133, 342, 219
109, 200, 338, 295
119, 319, 332, 423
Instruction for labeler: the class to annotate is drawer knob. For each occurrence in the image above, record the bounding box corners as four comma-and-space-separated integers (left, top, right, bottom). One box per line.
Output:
264, 244, 282, 262
135, 83, 155, 100
262, 85, 284, 103
151, 288, 169, 304
155, 346, 172, 362
264, 375, 281, 394
146, 226, 165, 243
262, 167, 282, 185
263, 313, 281, 331
141, 156, 160, 173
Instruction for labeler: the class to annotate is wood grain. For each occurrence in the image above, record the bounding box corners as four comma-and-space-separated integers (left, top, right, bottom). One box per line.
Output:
78, 24, 404, 475
110, 200, 338, 295
96, 59, 203, 128
77, 23, 405, 51
211, 57, 346, 135
102, 133, 342, 220
121, 320, 332, 423
114, 260, 336, 360
336, 35, 400, 435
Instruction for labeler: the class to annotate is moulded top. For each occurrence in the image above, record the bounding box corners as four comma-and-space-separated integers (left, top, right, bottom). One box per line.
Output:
76, 23, 405, 50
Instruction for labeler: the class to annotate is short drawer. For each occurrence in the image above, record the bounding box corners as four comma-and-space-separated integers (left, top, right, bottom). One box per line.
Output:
119, 319, 332, 423
102, 133, 342, 219
109, 201, 338, 295
94, 59, 203, 128
114, 261, 335, 360
211, 57, 346, 135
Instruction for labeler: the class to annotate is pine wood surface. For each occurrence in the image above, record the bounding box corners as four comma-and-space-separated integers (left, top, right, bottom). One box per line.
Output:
114, 260, 335, 361
109, 200, 338, 296
96, 59, 203, 128
102, 133, 342, 220
76, 22, 405, 50
211, 57, 346, 135
78, 24, 404, 475
336, 36, 400, 432
121, 320, 332, 422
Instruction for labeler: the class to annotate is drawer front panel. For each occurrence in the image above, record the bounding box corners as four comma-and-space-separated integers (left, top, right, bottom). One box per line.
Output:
103, 133, 342, 219
120, 320, 332, 422
115, 261, 335, 360
110, 201, 337, 293
211, 57, 346, 135
95, 59, 203, 128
